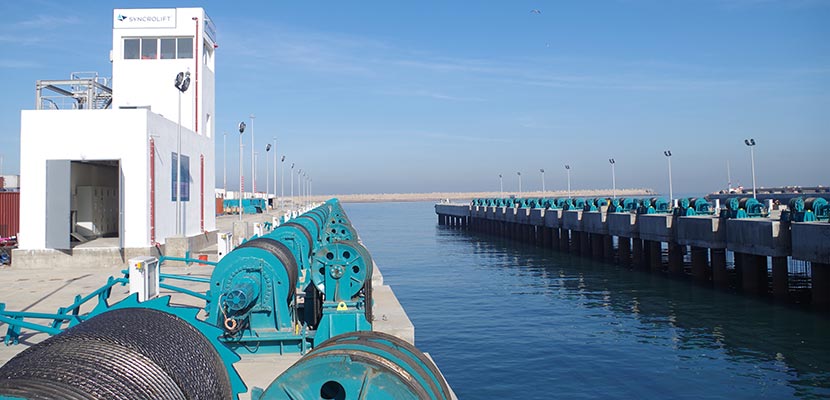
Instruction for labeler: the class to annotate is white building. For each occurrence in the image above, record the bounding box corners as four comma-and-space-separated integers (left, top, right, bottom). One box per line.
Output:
18, 8, 217, 260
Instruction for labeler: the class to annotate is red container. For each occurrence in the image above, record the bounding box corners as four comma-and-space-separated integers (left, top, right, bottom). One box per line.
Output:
0, 192, 20, 238
216, 198, 224, 215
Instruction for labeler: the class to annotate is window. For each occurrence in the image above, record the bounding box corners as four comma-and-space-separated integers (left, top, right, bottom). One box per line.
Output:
160, 38, 176, 59
171, 153, 190, 202
141, 38, 157, 59
124, 39, 140, 59
124, 37, 194, 60
177, 37, 193, 59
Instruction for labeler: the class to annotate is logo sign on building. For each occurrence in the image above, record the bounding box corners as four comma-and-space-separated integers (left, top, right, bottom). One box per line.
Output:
114, 8, 177, 29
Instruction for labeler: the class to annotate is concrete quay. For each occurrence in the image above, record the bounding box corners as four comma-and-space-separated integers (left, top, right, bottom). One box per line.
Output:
437, 203, 830, 310
0, 208, 450, 399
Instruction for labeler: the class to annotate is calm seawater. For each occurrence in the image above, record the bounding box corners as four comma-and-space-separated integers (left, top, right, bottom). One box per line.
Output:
343, 201, 830, 400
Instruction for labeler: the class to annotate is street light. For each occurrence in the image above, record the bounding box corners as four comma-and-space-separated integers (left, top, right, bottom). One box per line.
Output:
564, 164, 571, 199
281, 155, 286, 210
744, 138, 757, 199
540, 168, 546, 193
517, 171, 522, 195
290, 162, 295, 207
250, 114, 255, 198
223, 131, 227, 194
265, 143, 272, 207
174, 71, 191, 235
238, 121, 246, 221
273, 137, 277, 210
609, 158, 616, 199
664, 150, 673, 203
498, 174, 503, 195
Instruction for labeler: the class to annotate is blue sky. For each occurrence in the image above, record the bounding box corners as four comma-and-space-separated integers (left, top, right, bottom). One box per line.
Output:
0, 1, 828, 195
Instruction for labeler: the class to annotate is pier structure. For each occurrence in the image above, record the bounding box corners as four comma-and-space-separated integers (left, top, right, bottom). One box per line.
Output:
436, 201, 830, 310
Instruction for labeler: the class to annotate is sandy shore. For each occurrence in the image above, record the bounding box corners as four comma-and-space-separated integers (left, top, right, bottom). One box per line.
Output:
298, 188, 655, 203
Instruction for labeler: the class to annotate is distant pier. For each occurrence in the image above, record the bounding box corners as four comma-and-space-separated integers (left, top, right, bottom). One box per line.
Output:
436, 200, 830, 310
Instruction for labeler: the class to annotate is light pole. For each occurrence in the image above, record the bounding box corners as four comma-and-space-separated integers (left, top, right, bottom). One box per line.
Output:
238, 121, 246, 221
609, 158, 616, 199
249, 114, 255, 198
223, 131, 227, 194
290, 163, 295, 207
744, 138, 757, 199
265, 143, 272, 207
281, 156, 286, 209
174, 71, 191, 235
540, 168, 546, 193
517, 171, 522, 195
564, 164, 571, 199
498, 174, 503, 195
273, 137, 277, 209
297, 168, 302, 209
664, 150, 673, 203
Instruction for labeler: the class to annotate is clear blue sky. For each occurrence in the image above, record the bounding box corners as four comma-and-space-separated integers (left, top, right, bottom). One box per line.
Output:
1, 1, 828, 195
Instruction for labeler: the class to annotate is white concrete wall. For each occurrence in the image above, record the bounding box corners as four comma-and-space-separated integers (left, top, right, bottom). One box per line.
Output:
148, 112, 215, 242
19, 110, 148, 249
111, 7, 215, 141
19, 109, 215, 250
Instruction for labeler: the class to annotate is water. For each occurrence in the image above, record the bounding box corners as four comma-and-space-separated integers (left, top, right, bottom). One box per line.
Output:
343, 201, 830, 400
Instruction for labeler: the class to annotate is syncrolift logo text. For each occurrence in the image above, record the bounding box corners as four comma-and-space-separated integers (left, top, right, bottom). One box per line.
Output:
117, 14, 172, 24
114, 9, 177, 28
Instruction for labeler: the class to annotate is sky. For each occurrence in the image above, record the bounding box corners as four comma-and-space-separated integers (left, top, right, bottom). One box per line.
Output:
0, 0, 828, 196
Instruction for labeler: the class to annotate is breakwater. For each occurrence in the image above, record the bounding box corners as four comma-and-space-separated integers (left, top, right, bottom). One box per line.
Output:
436, 198, 830, 310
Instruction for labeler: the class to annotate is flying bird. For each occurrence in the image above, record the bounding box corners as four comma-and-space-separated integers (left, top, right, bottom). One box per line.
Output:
530, 9, 542, 14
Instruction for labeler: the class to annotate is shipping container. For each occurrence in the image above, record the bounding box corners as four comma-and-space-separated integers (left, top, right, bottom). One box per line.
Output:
0, 192, 20, 238
216, 197, 224, 216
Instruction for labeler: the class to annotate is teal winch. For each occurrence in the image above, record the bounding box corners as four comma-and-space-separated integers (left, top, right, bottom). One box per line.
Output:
781, 197, 830, 222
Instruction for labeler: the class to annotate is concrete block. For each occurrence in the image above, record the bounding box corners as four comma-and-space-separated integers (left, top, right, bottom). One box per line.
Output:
372, 284, 415, 345
562, 210, 583, 231
726, 218, 790, 257
165, 236, 190, 260
515, 208, 531, 225
676, 216, 725, 248
529, 209, 544, 226
791, 222, 830, 263
233, 221, 250, 247
434, 204, 469, 217
582, 211, 607, 234
544, 209, 563, 228
607, 212, 638, 238
638, 214, 674, 242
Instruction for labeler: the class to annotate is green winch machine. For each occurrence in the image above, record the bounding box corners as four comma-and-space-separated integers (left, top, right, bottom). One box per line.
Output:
0, 198, 451, 400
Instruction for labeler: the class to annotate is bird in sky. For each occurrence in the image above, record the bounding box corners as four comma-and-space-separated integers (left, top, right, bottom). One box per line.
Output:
530, 9, 542, 14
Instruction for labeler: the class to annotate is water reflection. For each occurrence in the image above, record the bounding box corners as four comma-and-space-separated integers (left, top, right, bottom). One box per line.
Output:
461, 230, 830, 395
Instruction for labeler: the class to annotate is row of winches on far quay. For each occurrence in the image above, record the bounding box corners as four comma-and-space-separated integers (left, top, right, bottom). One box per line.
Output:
442, 193, 829, 310
471, 195, 830, 221
0, 199, 452, 400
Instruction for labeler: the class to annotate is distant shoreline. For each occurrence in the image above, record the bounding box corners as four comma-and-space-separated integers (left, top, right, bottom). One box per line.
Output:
303, 188, 655, 203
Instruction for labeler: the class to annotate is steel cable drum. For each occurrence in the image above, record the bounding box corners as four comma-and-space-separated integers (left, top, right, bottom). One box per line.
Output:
233, 237, 299, 302
258, 331, 451, 400
274, 222, 314, 259
0, 304, 241, 400
323, 222, 357, 244
311, 240, 372, 301
291, 215, 323, 244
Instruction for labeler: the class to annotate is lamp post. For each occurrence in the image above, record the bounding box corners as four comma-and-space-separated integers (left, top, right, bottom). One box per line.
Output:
265, 143, 272, 207
250, 114, 255, 198
273, 137, 277, 209
290, 163, 295, 208
517, 171, 522, 195
174, 71, 191, 235
564, 164, 571, 199
744, 138, 757, 199
297, 168, 302, 210
498, 174, 503, 195
223, 131, 227, 194
540, 168, 546, 193
281, 156, 286, 210
664, 150, 673, 203
238, 121, 246, 221
609, 158, 616, 199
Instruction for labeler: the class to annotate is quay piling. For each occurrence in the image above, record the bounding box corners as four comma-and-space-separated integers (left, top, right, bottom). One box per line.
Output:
438, 198, 830, 311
